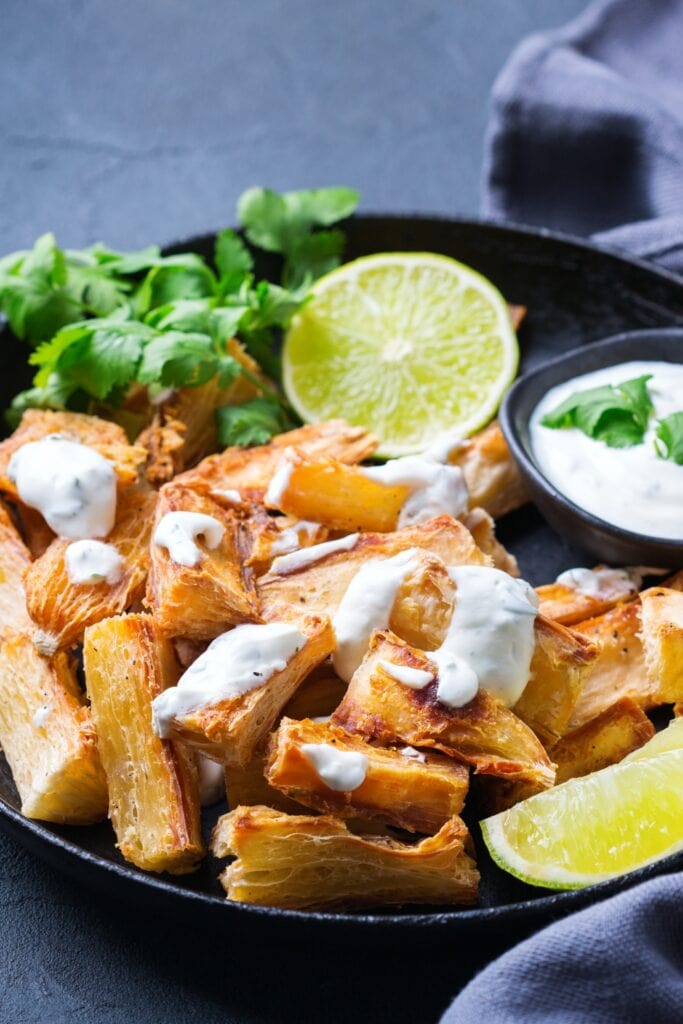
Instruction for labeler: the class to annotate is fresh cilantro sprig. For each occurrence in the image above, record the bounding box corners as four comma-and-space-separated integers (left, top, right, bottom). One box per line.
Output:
655, 412, 683, 464
1, 186, 360, 445
541, 375, 654, 448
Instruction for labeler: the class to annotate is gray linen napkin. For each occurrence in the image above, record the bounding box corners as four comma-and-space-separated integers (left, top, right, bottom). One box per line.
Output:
443, 2, 683, 1019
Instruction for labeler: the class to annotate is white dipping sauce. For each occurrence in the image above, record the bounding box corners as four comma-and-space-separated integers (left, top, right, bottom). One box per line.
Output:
153, 511, 224, 567
530, 361, 683, 539
332, 549, 420, 682
65, 540, 124, 585
555, 566, 639, 597
433, 565, 538, 708
152, 622, 305, 736
377, 659, 434, 690
301, 743, 369, 791
269, 520, 321, 557
270, 533, 358, 575
8, 436, 117, 539
264, 448, 297, 507
361, 454, 469, 527
399, 745, 427, 763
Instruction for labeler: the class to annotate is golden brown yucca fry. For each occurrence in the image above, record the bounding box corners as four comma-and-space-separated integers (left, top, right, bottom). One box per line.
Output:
280, 667, 347, 721
266, 717, 469, 834
332, 631, 555, 788
459, 507, 519, 576
161, 615, 335, 767
137, 340, 267, 485
25, 485, 158, 655
212, 805, 479, 909
0, 632, 107, 823
258, 515, 488, 624
513, 617, 598, 747
264, 451, 409, 532
0, 502, 32, 635
448, 421, 527, 519
146, 483, 259, 640
83, 613, 204, 873
224, 744, 306, 815
242, 509, 328, 575
639, 586, 683, 704
568, 601, 654, 731
174, 419, 379, 500
551, 697, 655, 784
536, 569, 639, 626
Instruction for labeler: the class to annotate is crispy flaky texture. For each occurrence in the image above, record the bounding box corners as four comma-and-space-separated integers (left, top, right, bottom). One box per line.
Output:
0, 632, 108, 823
83, 614, 204, 873
266, 717, 469, 834
332, 630, 555, 789
242, 509, 328, 575
639, 586, 683, 704
25, 485, 158, 655
225, 744, 306, 816
448, 421, 527, 519
136, 340, 267, 485
174, 419, 379, 499
159, 615, 336, 767
459, 507, 519, 576
0, 501, 32, 635
212, 805, 479, 910
258, 515, 488, 623
0, 409, 147, 500
146, 483, 260, 640
536, 570, 640, 626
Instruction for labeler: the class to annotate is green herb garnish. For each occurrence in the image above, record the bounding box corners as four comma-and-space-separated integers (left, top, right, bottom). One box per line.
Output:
541, 375, 654, 448
655, 412, 683, 464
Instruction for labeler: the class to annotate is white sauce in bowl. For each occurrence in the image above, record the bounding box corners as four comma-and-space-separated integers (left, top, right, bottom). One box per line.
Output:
530, 361, 683, 539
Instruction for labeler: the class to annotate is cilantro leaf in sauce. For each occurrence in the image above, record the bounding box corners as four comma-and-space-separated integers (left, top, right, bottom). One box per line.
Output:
541, 374, 654, 448
655, 412, 683, 464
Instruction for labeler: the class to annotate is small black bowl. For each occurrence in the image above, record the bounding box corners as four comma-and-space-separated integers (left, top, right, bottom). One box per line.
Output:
500, 328, 683, 567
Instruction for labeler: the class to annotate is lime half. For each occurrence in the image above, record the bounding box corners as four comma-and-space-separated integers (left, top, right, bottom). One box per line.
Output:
482, 749, 683, 889
283, 252, 519, 456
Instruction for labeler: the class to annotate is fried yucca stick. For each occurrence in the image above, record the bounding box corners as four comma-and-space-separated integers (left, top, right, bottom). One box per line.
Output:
266, 717, 469, 833
258, 515, 488, 623
224, 744, 306, 815
0, 409, 147, 499
212, 805, 479, 910
25, 485, 158, 655
536, 569, 640, 626
0, 502, 32, 635
639, 586, 683, 704
551, 697, 655, 784
459, 507, 519, 576
0, 632, 107, 823
157, 615, 335, 767
332, 631, 555, 788
568, 601, 654, 731
83, 614, 204, 873
137, 340, 267, 485
243, 510, 328, 575
175, 419, 378, 500
146, 483, 259, 639
280, 666, 347, 721
447, 421, 527, 519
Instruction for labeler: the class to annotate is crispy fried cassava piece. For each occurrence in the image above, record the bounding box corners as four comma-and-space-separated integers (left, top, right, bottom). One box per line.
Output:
513, 617, 598, 747
258, 515, 488, 623
332, 631, 555, 788
536, 570, 639, 626
448, 421, 527, 519
137, 340, 266, 485
280, 666, 347, 721
174, 419, 378, 499
568, 601, 653, 731
459, 507, 519, 576
0, 632, 107, 823
160, 615, 335, 767
551, 697, 655, 784
25, 485, 158, 655
0, 409, 147, 499
242, 509, 328, 575
146, 483, 259, 640
266, 717, 469, 834
639, 586, 683, 703
0, 502, 32, 635
212, 805, 479, 910
83, 614, 204, 873
224, 743, 305, 815
264, 450, 410, 532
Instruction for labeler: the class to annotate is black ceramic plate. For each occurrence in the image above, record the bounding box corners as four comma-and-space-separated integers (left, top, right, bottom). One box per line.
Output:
2, 215, 683, 949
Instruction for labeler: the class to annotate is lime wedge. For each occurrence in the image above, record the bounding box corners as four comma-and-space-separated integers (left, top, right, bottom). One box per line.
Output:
481, 749, 683, 889
283, 253, 519, 457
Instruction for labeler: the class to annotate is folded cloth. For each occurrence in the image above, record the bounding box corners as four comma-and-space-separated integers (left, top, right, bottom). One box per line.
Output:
443, 3, 683, 1020
482, 0, 683, 273
440, 873, 683, 1024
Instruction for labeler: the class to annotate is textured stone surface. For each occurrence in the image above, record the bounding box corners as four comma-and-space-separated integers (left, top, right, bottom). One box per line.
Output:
1, 1, 587, 1021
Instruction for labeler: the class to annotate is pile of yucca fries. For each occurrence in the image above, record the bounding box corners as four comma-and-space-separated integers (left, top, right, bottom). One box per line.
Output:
0, 367, 681, 912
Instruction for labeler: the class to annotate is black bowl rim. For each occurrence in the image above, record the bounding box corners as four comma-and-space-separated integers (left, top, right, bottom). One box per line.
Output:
3, 214, 683, 931
500, 328, 683, 555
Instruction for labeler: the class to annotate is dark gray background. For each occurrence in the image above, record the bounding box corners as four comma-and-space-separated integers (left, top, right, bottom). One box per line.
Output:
1, 2, 587, 1022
